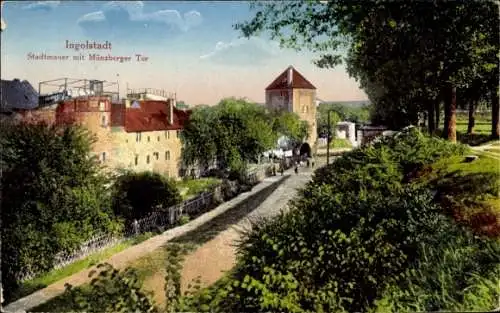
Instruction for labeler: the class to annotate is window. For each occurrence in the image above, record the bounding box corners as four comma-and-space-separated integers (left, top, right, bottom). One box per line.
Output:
176, 130, 180, 138
101, 152, 106, 162
99, 101, 106, 111
154, 152, 159, 160
301, 105, 307, 113
146, 155, 150, 164
157, 136, 160, 142
167, 131, 170, 139
135, 155, 138, 165
101, 115, 107, 127
165, 151, 170, 161
164, 131, 168, 139
136, 132, 142, 142
147, 136, 150, 142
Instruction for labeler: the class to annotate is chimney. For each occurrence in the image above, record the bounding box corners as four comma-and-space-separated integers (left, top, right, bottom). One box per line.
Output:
169, 95, 175, 125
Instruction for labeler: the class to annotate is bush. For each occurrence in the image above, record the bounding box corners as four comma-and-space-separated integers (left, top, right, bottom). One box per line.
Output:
63, 263, 158, 313
0, 122, 120, 302
111, 171, 182, 223
312, 127, 467, 191
179, 185, 462, 312
177, 129, 491, 313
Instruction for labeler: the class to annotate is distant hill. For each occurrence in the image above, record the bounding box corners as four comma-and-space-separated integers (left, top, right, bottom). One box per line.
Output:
320, 100, 370, 107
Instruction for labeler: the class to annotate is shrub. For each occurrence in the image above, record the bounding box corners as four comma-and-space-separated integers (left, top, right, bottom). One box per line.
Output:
63, 263, 158, 313
179, 185, 459, 312
111, 171, 182, 223
312, 128, 467, 191
0, 122, 120, 302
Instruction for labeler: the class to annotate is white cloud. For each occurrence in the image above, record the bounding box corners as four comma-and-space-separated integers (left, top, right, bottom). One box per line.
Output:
23, 1, 60, 11
200, 37, 281, 65
78, 1, 202, 32
78, 11, 105, 23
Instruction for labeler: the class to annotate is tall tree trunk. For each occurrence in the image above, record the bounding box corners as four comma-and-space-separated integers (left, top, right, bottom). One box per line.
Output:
467, 100, 476, 134
443, 83, 457, 142
427, 100, 436, 134
492, 89, 500, 139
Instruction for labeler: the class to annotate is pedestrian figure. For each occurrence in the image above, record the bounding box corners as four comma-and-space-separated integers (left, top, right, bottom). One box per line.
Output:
280, 166, 284, 176
306, 159, 310, 167
133, 219, 140, 235
272, 166, 277, 176
312, 160, 315, 168
294, 166, 299, 175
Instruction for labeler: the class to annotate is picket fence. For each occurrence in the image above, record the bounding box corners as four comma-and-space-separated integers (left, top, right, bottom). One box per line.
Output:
17, 167, 267, 282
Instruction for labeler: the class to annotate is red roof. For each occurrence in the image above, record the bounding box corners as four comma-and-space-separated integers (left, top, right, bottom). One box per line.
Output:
266, 66, 316, 90
124, 100, 191, 132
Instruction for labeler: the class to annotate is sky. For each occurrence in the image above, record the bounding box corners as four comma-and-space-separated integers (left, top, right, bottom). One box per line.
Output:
0, 1, 368, 105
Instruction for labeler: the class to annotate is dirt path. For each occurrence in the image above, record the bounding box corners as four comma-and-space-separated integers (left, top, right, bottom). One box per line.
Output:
180, 167, 318, 292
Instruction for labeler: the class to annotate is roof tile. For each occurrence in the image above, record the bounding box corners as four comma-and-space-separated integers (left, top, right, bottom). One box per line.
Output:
265, 66, 316, 90
123, 100, 191, 132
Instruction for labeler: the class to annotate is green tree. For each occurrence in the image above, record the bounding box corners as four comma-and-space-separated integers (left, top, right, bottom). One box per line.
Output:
0, 122, 120, 302
181, 98, 277, 173
111, 171, 182, 223
271, 110, 309, 146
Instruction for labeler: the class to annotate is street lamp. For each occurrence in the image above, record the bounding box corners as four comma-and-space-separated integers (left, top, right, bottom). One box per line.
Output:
116, 73, 120, 101
326, 109, 335, 165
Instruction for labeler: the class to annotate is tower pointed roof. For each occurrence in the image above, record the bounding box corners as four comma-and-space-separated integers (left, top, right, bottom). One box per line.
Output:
265, 66, 316, 90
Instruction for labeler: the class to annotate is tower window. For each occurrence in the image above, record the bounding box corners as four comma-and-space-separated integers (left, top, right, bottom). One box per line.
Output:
136, 132, 142, 142
101, 152, 106, 162
147, 136, 150, 142
101, 115, 107, 127
157, 136, 160, 141
165, 151, 171, 161
154, 152, 159, 160
146, 155, 150, 164
135, 155, 138, 165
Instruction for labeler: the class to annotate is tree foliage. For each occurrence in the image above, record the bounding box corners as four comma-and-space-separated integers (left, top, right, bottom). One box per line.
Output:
235, 1, 500, 139
111, 171, 182, 223
0, 122, 120, 302
181, 98, 307, 172
271, 110, 309, 145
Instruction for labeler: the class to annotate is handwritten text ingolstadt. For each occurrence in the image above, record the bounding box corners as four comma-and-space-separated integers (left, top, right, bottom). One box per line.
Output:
26, 40, 149, 63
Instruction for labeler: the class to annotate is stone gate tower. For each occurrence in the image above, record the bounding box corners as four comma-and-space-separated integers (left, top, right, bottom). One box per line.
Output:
265, 66, 317, 154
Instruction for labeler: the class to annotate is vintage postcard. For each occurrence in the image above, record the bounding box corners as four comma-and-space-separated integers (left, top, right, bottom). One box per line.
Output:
1, 1, 498, 312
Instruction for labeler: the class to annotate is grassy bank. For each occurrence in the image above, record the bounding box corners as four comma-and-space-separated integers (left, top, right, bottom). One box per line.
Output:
176, 177, 222, 200
8, 232, 154, 304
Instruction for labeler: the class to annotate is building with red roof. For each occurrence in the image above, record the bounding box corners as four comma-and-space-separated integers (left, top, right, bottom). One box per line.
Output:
7, 80, 192, 179
265, 66, 318, 154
